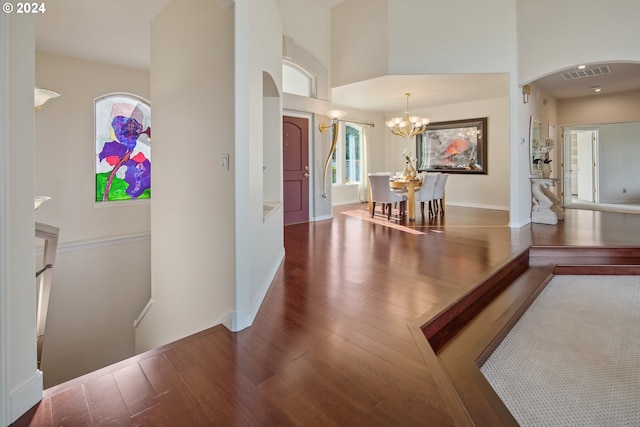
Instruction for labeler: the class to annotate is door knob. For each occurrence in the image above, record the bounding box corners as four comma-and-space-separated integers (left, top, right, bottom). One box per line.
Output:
304, 172, 309, 178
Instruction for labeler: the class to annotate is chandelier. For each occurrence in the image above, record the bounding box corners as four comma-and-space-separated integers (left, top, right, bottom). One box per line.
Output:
385, 93, 430, 139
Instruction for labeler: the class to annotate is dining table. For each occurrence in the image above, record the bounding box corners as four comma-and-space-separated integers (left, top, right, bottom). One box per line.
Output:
368, 177, 422, 221
390, 178, 422, 221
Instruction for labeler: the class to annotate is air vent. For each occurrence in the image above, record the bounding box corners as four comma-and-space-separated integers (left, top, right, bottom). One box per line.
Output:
561, 66, 611, 80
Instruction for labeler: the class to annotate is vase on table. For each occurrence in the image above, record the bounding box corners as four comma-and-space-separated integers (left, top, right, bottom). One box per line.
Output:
541, 162, 552, 178
403, 162, 417, 180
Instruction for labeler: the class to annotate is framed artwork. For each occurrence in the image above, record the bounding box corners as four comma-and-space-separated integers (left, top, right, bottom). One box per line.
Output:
95, 93, 151, 202
416, 117, 487, 174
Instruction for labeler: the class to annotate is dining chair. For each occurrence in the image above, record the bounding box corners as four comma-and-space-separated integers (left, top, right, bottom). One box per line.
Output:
369, 172, 395, 215
414, 173, 438, 219
368, 174, 407, 220
432, 173, 449, 215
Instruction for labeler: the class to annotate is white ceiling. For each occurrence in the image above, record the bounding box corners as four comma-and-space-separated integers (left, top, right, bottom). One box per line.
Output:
533, 63, 640, 100
35, 0, 640, 113
331, 74, 509, 114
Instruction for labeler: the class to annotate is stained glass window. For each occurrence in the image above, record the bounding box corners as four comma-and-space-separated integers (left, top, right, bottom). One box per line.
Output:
95, 94, 151, 202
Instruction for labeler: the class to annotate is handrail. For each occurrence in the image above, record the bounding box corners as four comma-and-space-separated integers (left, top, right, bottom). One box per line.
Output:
35, 222, 59, 370
133, 298, 154, 328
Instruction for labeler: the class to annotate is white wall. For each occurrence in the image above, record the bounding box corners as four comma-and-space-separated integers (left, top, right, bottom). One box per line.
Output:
234, 0, 285, 330
38, 238, 150, 388
331, 0, 388, 88
388, 0, 517, 75
1, 13, 42, 426
277, 0, 333, 84
595, 122, 640, 203
384, 96, 511, 210
559, 89, 640, 127
558, 89, 640, 204
0, 14, 8, 424
35, 53, 150, 241
34, 53, 151, 387
517, 0, 640, 85
137, 0, 236, 351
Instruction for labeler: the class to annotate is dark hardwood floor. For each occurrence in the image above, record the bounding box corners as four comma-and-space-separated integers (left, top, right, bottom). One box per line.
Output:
13, 204, 640, 426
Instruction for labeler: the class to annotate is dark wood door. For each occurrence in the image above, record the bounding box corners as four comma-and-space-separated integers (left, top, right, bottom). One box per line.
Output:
283, 116, 309, 225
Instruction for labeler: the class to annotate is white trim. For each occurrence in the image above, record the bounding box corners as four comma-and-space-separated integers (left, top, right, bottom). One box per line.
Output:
332, 198, 361, 206
228, 249, 284, 332
444, 201, 510, 211
94, 198, 150, 209
0, 12, 10, 426
10, 370, 42, 424
36, 232, 150, 256
312, 213, 333, 222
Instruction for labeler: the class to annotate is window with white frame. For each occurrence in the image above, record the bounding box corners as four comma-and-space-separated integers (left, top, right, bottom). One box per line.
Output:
332, 122, 362, 185
282, 62, 314, 97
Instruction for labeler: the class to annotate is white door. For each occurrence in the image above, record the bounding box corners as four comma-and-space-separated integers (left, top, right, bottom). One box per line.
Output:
563, 130, 573, 206
576, 131, 595, 202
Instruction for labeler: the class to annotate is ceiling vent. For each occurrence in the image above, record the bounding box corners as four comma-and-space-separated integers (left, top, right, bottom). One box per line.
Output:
561, 66, 611, 80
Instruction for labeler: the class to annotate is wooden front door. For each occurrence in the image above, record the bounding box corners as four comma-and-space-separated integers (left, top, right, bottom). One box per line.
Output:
283, 116, 309, 225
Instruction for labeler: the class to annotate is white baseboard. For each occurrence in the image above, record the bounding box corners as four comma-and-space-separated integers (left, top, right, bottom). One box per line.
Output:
445, 201, 509, 211
227, 249, 285, 332
10, 370, 43, 424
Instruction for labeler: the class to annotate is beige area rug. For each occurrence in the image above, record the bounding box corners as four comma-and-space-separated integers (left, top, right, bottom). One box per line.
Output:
481, 275, 640, 426
341, 209, 425, 235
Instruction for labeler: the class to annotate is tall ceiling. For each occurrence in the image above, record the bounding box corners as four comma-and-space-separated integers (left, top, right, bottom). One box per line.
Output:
35, 0, 640, 113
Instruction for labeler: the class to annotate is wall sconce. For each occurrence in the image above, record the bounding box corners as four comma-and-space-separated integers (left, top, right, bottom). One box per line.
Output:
319, 110, 346, 133
522, 84, 531, 104
34, 88, 60, 110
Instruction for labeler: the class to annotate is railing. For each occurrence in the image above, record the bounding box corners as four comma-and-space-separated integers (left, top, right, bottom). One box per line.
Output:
35, 222, 59, 369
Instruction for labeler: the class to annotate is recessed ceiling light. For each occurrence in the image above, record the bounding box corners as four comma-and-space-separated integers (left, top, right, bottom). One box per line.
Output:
592, 86, 602, 93
577, 65, 587, 70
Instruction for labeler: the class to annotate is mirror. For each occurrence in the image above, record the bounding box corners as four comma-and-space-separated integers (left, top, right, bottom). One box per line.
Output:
530, 116, 542, 175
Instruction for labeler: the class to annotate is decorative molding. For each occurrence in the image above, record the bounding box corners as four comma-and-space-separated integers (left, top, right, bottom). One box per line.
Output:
36, 232, 150, 256
93, 198, 149, 209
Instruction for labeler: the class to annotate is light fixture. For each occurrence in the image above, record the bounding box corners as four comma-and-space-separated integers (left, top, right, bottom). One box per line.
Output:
592, 86, 602, 93
385, 93, 430, 139
34, 88, 60, 110
319, 110, 345, 133
522, 84, 531, 103
577, 65, 587, 70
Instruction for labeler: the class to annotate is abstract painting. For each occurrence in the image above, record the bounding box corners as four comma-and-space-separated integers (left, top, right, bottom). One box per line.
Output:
95, 94, 151, 202
416, 117, 487, 174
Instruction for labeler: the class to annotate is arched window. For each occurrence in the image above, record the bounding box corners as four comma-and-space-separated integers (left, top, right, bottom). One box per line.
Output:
282, 61, 315, 97
95, 93, 151, 202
